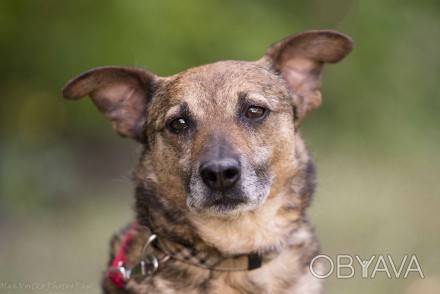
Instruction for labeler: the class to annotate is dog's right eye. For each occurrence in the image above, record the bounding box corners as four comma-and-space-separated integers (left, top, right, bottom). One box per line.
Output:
168, 118, 188, 133
244, 105, 268, 120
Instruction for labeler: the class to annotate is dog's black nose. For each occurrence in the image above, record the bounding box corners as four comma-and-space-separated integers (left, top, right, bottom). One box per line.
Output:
200, 159, 240, 191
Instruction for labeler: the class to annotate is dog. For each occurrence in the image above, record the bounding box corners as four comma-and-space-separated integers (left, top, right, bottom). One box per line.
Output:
63, 30, 352, 293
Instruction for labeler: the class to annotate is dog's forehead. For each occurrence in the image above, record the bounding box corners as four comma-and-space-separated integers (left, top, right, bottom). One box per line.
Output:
161, 61, 287, 117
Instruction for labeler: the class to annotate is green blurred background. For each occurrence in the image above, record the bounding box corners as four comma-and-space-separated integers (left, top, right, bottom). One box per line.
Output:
0, 0, 439, 293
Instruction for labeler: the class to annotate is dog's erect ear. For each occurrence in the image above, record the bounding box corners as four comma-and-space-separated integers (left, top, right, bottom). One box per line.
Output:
62, 66, 157, 142
259, 30, 353, 121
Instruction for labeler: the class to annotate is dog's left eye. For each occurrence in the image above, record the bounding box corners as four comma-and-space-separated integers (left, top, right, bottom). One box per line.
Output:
168, 118, 188, 133
245, 106, 267, 120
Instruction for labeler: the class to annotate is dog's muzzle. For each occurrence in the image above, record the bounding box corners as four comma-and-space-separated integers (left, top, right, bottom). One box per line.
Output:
197, 156, 248, 210
187, 135, 271, 214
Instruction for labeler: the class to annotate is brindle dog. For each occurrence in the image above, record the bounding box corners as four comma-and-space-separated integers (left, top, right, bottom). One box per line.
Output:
63, 30, 353, 293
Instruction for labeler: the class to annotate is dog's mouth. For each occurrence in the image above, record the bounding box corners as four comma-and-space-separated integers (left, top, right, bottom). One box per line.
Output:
187, 187, 268, 216
208, 193, 248, 210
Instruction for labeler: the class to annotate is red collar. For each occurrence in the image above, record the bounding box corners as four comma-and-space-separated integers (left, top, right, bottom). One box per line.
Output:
107, 221, 138, 287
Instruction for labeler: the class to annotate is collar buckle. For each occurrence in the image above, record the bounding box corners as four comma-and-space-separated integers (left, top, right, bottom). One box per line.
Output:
106, 233, 165, 287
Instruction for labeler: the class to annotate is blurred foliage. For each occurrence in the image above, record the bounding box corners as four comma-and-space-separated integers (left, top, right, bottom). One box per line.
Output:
0, 1, 439, 293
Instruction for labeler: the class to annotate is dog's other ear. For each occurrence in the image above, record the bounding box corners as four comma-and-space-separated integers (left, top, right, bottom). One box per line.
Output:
259, 30, 353, 121
63, 66, 157, 142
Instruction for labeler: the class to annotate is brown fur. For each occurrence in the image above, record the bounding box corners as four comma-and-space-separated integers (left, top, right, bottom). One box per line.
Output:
63, 30, 353, 293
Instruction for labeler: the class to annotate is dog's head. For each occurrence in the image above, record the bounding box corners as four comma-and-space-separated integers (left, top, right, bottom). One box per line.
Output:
63, 30, 352, 217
